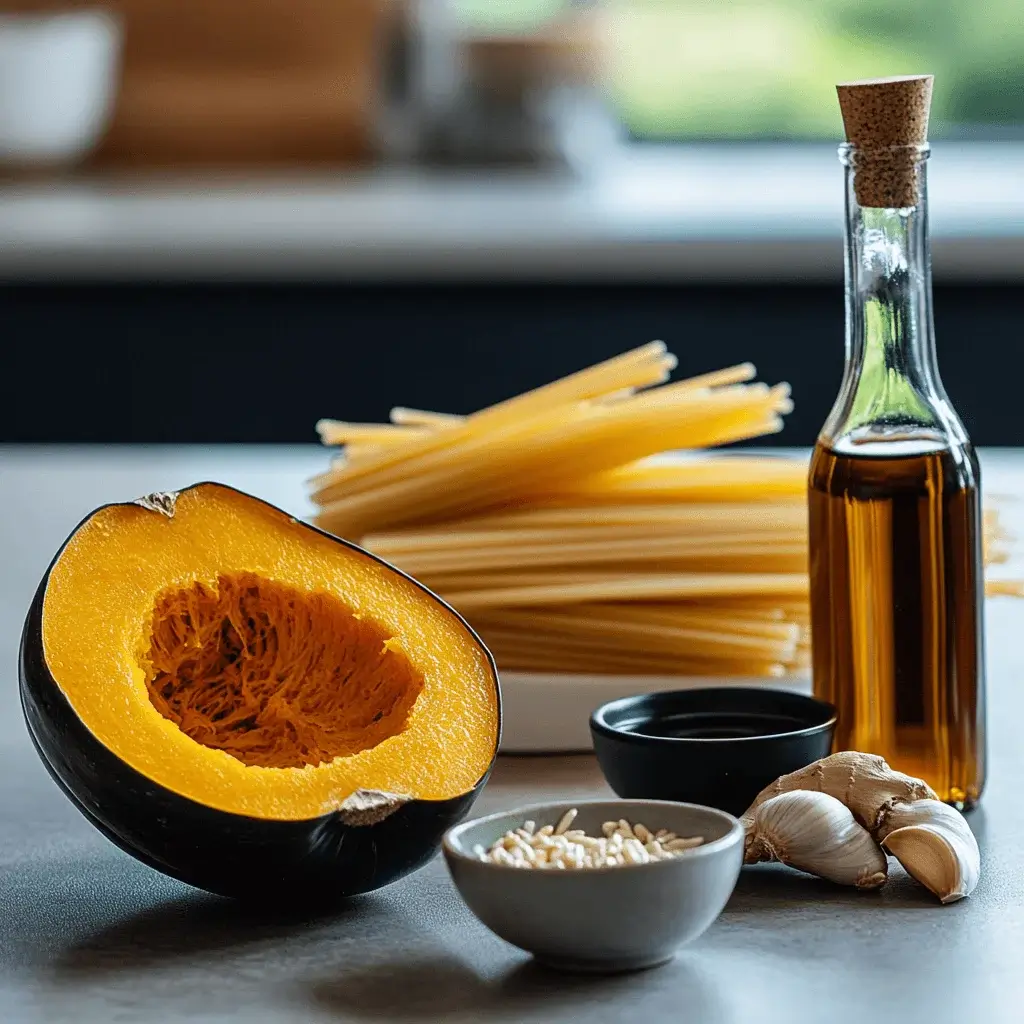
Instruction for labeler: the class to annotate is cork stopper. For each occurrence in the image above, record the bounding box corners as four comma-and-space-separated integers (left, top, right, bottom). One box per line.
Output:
836, 75, 933, 208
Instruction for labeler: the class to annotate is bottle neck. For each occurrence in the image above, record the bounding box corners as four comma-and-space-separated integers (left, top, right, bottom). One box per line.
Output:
821, 144, 965, 453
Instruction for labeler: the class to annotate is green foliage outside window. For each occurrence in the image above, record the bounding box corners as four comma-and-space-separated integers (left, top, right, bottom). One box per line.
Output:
456, 0, 1024, 138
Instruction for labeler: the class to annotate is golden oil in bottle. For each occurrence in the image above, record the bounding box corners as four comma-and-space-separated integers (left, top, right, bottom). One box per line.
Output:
809, 439, 985, 806
810, 77, 986, 806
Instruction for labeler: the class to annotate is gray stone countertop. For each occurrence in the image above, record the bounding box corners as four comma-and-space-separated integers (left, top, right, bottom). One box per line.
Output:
1, 445, 1022, 1023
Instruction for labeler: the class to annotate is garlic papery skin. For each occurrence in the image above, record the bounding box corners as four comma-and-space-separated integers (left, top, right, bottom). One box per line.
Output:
878, 800, 980, 904
745, 789, 888, 889
743, 751, 938, 835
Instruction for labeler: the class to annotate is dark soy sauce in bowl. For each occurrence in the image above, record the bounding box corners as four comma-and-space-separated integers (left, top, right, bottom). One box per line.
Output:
625, 711, 811, 741
590, 688, 837, 816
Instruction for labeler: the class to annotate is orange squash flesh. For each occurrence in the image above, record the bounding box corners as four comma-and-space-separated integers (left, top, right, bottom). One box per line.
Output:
142, 573, 427, 770
41, 484, 500, 821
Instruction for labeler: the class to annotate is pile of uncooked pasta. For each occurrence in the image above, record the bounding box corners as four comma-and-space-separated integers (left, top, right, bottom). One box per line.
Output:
309, 343, 1017, 678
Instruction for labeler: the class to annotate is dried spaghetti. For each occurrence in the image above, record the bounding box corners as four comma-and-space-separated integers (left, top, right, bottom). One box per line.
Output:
309, 344, 1016, 677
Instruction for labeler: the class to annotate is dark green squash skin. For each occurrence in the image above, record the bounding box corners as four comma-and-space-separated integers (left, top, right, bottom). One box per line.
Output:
19, 483, 500, 903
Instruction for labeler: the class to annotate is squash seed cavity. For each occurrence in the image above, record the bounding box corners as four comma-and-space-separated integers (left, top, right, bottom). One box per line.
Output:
140, 573, 425, 769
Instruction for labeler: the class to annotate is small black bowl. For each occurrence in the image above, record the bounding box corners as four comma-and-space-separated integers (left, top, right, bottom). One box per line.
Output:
590, 688, 837, 817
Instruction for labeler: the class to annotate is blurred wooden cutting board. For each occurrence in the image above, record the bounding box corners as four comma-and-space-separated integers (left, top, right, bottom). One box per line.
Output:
4, 0, 393, 167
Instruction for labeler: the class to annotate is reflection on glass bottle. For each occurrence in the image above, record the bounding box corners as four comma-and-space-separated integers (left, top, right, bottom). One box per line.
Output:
809, 78, 986, 808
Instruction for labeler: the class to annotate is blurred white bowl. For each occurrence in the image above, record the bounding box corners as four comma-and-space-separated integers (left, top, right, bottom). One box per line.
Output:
0, 10, 122, 167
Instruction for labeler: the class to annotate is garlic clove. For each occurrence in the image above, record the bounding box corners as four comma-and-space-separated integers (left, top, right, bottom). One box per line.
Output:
745, 789, 888, 890
876, 797, 975, 842
742, 751, 937, 835
878, 800, 980, 904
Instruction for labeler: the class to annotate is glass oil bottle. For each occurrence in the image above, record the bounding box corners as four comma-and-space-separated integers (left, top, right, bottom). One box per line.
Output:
809, 76, 985, 808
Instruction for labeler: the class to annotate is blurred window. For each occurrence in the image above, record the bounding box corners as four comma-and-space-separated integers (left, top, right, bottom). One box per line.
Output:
457, 0, 1024, 140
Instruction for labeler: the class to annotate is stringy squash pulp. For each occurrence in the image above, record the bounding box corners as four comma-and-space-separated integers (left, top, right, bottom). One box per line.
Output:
40, 484, 499, 821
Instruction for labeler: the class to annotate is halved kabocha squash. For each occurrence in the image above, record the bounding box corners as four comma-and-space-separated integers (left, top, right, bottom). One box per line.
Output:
20, 483, 500, 901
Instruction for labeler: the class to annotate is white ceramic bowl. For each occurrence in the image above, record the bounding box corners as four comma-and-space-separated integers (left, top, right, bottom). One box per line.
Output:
0, 10, 122, 166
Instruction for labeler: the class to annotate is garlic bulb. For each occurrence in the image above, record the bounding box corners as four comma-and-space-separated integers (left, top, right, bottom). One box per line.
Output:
740, 753, 982, 903
743, 751, 937, 834
878, 799, 980, 904
745, 789, 888, 889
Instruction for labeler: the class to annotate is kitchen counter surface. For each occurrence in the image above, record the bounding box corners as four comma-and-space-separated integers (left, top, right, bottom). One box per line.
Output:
1, 143, 1023, 283
2, 445, 1022, 1024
